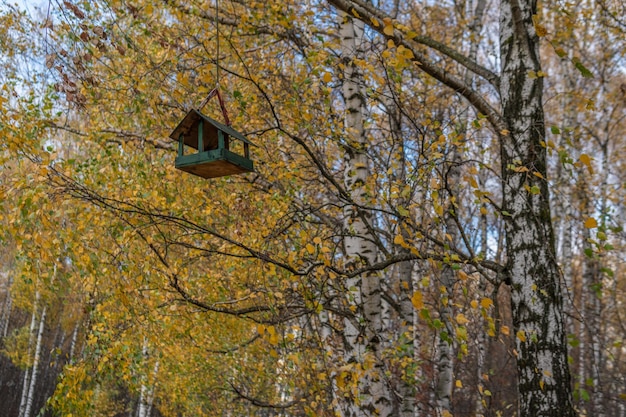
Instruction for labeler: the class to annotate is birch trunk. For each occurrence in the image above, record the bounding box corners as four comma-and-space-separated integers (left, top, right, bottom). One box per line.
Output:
69, 321, 80, 362
397, 257, 416, 417
18, 291, 39, 417
385, 78, 417, 417
499, 0, 575, 415
462, 1, 488, 414
435, 144, 463, 416
340, 8, 392, 416
589, 145, 610, 417
1, 272, 13, 338
23, 305, 47, 417
137, 339, 150, 417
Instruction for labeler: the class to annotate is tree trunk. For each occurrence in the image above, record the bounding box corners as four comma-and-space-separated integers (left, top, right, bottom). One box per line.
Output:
499, 1, 575, 415
23, 305, 46, 417
18, 292, 39, 417
435, 147, 461, 416
0, 272, 13, 338
339, 7, 392, 416
384, 78, 417, 417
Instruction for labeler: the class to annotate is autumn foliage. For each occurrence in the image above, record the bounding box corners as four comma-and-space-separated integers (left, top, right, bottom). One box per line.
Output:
0, 0, 625, 416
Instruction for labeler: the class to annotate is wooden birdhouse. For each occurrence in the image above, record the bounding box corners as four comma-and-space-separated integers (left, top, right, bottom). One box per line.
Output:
169, 109, 254, 179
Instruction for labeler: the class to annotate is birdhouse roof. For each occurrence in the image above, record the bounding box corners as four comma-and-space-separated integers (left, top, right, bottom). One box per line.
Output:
169, 109, 255, 146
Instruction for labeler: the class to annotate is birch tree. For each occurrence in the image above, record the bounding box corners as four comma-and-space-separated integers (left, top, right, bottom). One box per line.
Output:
326, 0, 576, 415
339, 8, 393, 415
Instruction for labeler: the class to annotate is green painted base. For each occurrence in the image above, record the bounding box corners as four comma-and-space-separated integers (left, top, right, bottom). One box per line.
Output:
175, 149, 254, 179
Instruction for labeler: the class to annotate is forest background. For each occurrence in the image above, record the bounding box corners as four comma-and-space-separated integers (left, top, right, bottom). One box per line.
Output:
0, 0, 624, 416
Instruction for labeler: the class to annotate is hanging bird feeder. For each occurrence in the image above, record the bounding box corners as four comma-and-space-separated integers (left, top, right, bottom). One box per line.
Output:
169, 89, 254, 179
168, 0, 253, 179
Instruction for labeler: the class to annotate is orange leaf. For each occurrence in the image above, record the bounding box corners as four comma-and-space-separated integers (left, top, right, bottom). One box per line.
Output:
411, 291, 424, 309
584, 217, 597, 229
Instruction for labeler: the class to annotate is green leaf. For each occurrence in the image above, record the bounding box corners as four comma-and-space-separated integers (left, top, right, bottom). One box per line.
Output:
573, 58, 593, 78
600, 267, 614, 277
550, 126, 560, 134
397, 205, 410, 217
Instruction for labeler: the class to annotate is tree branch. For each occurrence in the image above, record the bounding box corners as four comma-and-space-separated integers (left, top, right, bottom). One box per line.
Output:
327, 0, 506, 133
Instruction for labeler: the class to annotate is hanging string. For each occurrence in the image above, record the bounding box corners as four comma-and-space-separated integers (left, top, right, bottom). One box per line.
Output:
197, 0, 231, 126
215, 0, 220, 86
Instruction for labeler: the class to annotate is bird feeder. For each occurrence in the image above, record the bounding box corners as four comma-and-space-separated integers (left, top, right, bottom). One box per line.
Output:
169, 108, 254, 179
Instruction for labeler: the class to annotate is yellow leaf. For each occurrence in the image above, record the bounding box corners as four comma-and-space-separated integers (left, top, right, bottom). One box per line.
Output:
322, 72, 332, 83
455, 379, 463, 388
411, 291, 424, 309
268, 326, 279, 345
539, 379, 545, 390
501, 325, 510, 336
532, 15, 548, 37
394, 234, 405, 246
442, 411, 453, 417
455, 313, 469, 325
580, 154, 594, 174
584, 217, 597, 229
480, 298, 493, 309
458, 270, 469, 281
313, 236, 322, 244
383, 24, 394, 36
401, 48, 414, 59
517, 330, 526, 342
306, 243, 315, 254
387, 39, 395, 49
371, 17, 380, 27
470, 300, 478, 309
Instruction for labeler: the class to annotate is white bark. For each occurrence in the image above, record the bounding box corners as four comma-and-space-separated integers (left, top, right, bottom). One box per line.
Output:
0, 272, 13, 338
137, 338, 159, 417
500, 0, 575, 415
385, 76, 417, 417
69, 321, 80, 362
138, 360, 159, 417
18, 291, 39, 417
339, 7, 392, 416
137, 340, 150, 417
435, 145, 461, 416
23, 305, 47, 417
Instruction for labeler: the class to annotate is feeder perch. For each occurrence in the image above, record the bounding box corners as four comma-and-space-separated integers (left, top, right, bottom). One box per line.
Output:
169, 109, 254, 179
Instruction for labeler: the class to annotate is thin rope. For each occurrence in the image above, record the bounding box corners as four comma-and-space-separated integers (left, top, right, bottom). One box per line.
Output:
215, 0, 220, 87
